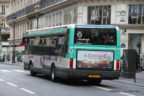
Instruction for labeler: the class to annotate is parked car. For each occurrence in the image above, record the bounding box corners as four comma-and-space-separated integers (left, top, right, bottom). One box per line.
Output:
140, 54, 144, 71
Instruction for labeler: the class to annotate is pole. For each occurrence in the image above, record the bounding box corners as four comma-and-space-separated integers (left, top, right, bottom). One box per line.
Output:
139, 38, 141, 56
12, 22, 15, 63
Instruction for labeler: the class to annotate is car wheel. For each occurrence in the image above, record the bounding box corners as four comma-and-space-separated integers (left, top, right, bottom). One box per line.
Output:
51, 66, 57, 82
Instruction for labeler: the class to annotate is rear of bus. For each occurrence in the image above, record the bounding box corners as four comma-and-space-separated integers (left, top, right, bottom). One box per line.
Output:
67, 25, 120, 81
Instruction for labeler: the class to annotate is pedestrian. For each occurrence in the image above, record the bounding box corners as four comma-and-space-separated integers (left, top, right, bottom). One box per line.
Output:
136, 54, 140, 72
6, 55, 10, 63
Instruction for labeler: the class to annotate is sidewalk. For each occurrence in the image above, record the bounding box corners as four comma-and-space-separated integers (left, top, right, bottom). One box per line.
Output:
114, 71, 144, 87
0, 61, 23, 66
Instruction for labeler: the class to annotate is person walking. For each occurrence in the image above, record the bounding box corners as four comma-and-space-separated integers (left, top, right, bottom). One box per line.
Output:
136, 53, 141, 72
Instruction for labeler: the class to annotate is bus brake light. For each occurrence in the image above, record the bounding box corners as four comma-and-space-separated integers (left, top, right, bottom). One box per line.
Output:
116, 60, 120, 70
70, 59, 73, 68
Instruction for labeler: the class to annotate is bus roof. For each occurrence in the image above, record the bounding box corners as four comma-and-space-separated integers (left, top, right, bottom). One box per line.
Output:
75, 24, 116, 28
26, 24, 117, 37
27, 24, 116, 32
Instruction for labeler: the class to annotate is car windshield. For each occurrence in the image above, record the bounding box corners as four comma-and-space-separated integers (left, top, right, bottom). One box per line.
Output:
74, 28, 117, 45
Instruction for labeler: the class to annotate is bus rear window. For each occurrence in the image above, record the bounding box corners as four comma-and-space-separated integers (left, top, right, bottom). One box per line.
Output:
74, 28, 117, 45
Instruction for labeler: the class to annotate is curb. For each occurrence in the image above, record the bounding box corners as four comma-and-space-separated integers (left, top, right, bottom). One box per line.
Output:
114, 80, 144, 87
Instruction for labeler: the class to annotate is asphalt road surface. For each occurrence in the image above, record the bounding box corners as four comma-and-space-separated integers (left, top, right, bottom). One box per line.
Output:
0, 63, 144, 96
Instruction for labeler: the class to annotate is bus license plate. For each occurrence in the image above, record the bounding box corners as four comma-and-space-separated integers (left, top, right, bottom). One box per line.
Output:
88, 75, 101, 78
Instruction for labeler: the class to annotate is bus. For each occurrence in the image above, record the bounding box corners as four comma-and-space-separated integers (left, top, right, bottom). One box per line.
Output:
23, 24, 120, 84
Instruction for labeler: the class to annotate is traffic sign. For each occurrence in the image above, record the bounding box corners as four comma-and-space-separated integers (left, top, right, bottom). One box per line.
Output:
121, 43, 126, 48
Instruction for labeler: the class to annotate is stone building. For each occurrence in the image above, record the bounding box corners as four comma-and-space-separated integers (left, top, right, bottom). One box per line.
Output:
7, 0, 144, 56
0, 0, 10, 55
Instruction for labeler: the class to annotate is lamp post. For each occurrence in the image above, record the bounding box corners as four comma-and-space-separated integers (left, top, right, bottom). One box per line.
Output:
34, 3, 40, 29
12, 16, 17, 63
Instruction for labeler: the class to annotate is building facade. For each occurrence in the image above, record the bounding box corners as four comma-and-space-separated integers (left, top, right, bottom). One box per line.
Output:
0, 0, 10, 56
7, 0, 144, 56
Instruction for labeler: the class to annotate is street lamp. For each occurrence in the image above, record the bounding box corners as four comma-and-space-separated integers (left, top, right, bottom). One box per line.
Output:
34, 3, 40, 29
12, 16, 17, 63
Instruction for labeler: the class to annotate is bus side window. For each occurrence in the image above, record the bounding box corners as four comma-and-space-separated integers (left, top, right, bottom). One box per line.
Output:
24, 37, 30, 54
57, 35, 65, 57
34, 37, 40, 46
39, 38, 43, 46
50, 37, 57, 47
39, 38, 46, 46
46, 37, 51, 47
63, 31, 69, 56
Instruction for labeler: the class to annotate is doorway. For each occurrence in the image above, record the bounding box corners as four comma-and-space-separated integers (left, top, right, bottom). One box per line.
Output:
128, 34, 141, 54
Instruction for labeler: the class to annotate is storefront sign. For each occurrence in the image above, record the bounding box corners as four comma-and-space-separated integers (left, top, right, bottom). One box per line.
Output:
120, 17, 125, 22
120, 10, 126, 16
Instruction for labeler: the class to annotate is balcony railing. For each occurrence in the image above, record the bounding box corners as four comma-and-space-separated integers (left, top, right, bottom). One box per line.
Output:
6, 0, 65, 22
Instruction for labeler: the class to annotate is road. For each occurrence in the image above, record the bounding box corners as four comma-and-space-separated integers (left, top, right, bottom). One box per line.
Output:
0, 63, 143, 96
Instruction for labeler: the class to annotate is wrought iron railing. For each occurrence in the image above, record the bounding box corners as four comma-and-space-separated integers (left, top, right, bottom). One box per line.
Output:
6, 0, 65, 22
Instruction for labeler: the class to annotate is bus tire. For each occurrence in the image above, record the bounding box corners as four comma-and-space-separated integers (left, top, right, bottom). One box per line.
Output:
30, 64, 36, 76
51, 66, 57, 82
87, 79, 102, 85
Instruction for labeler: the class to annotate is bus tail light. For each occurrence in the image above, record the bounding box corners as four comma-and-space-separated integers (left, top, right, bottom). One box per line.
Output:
116, 60, 120, 70
70, 59, 73, 68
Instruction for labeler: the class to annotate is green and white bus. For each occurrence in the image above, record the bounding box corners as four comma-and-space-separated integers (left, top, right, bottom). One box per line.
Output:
23, 24, 120, 84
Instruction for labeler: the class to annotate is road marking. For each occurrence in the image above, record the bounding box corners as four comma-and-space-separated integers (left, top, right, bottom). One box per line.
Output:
0, 69, 25, 73
0, 70, 11, 72
6, 82, 18, 87
20, 88, 36, 95
120, 92, 135, 96
13, 70, 25, 73
0, 78, 5, 82
95, 86, 112, 91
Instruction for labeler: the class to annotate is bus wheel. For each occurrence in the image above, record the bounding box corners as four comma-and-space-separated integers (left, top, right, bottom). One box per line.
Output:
30, 64, 36, 76
87, 79, 102, 85
51, 66, 56, 82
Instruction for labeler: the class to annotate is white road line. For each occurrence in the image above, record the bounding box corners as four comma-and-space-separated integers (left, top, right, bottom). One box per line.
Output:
95, 86, 112, 91
120, 92, 135, 96
0, 78, 5, 82
0, 70, 11, 72
6, 82, 18, 87
13, 70, 25, 73
20, 88, 36, 95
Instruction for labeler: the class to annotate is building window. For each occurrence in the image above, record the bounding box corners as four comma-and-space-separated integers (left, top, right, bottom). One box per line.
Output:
46, 15, 49, 27
1, 5, 5, 15
88, 6, 111, 25
129, 5, 144, 24
53, 14, 55, 26
49, 15, 52, 27
2, 20, 5, 29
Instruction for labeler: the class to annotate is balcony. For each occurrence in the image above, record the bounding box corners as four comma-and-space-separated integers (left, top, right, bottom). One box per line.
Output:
6, 0, 65, 22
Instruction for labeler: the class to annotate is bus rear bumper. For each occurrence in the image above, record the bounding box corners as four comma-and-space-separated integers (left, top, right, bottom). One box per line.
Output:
67, 69, 120, 80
